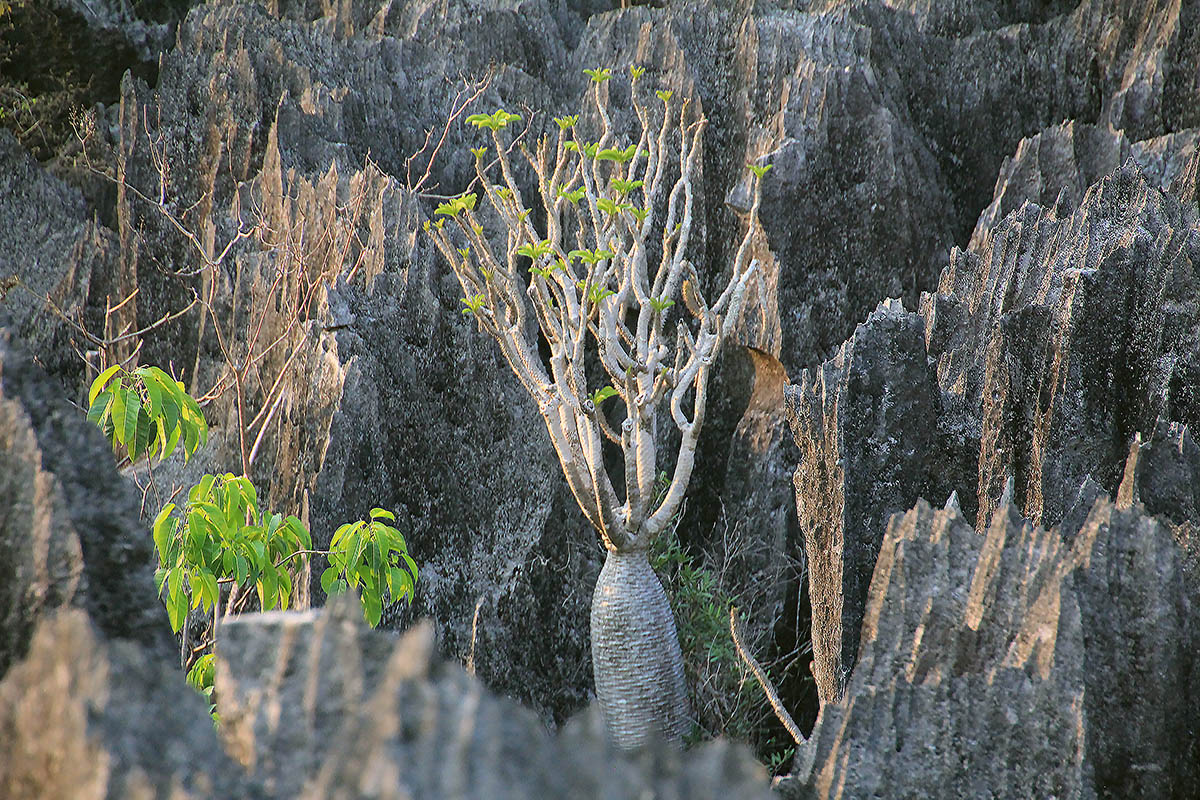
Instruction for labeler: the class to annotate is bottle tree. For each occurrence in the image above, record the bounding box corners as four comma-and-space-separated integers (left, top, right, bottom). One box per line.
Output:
426, 66, 764, 750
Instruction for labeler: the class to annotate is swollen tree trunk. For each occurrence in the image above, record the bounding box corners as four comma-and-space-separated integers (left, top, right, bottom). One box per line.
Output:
591, 547, 690, 750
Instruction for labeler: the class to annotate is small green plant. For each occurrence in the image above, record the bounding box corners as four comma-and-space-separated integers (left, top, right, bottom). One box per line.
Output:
656, 89, 673, 103
322, 509, 419, 627
515, 239, 554, 260
87, 365, 207, 464
747, 163, 773, 180
152, 473, 311, 633
461, 294, 487, 315
648, 296, 675, 313
584, 67, 612, 83
554, 115, 579, 130
466, 108, 522, 132
185, 652, 218, 724
610, 179, 643, 196
629, 65, 645, 81
589, 385, 618, 406
84, 362, 419, 723
435, 192, 478, 217
596, 144, 640, 164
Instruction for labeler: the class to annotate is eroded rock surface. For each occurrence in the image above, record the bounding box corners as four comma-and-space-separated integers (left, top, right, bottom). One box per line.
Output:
0, 332, 170, 678
215, 596, 774, 799
786, 494, 1199, 799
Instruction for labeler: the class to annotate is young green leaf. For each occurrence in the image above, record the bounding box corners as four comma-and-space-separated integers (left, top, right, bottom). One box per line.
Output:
747, 163, 773, 179
584, 67, 612, 83
656, 89, 673, 103
86, 392, 112, 428
610, 179, 644, 196
470, 146, 488, 159
590, 386, 618, 406
89, 364, 121, 406
629, 65, 645, 81
554, 115, 578, 130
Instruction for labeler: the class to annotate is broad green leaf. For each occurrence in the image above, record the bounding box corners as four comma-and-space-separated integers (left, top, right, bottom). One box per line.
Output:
370, 508, 396, 522
249, 540, 267, 570
321, 566, 341, 595
259, 563, 278, 610
132, 407, 152, 461
590, 386, 618, 405
362, 590, 382, 628
89, 365, 122, 406
163, 421, 182, 461
277, 569, 292, 610
191, 474, 216, 504
152, 504, 176, 563
141, 371, 162, 421
117, 389, 141, 452
402, 553, 419, 583
331, 522, 353, 549
183, 421, 199, 461
189, 572, 204, 610
110, 388, 127, 445
286, 516, 311, 552
235, 554, 250, 586
86, 392, 112, 429
197, 569, 218, 614
167, 589, 187, 633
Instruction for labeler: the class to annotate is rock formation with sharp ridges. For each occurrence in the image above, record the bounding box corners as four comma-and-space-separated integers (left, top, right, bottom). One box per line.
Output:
2, 0, 1199, 794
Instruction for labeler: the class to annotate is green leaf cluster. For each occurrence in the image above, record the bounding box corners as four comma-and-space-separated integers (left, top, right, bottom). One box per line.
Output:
554, 115, 578, 130
461, 294, 487, 315
515, 239, 554, 260
596, 144, 641, 164
321, 509, 418, 627
648, 296, 675, 313
610, 179, 643, 197
584, 67, 612, 83
555, 184, 586, 204
589, 386, 618, 406
152, 473, 312, 634
186, 653, 219, 725
568, 247, 614, 265
466, 109, 521, 132
747, 163, 773, 179
87, 365, 207, 464
596, 198, 633, 217
563, 140, 600, 159
435, 192, 478, 217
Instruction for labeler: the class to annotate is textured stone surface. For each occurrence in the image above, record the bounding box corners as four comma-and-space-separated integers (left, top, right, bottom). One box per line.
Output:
0, 332, 171, 678
784, 298, 954, 705
785, 495, 1199, 800
217, 596, 774, 799
0, 609, 262, 800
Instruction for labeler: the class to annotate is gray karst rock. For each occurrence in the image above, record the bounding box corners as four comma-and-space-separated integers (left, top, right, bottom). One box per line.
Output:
0, 331, 172, 678
0, 608, 265, 800
214, 595, 774, 799
784, 297, 957, 706
786, 149, 1198, 751
783, 494, 1199, 800
2, 0, 1200, 793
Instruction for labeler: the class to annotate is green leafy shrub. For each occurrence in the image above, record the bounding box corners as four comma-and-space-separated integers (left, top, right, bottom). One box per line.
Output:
151, 473, 311, 632
87, 364, 208, 463
321, 508, 419, 627
84, 361, 418, 723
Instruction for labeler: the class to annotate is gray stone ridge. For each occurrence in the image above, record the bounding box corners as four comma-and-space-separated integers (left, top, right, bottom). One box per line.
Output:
782, 490, 1199, 800
0, 597, 775, 800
